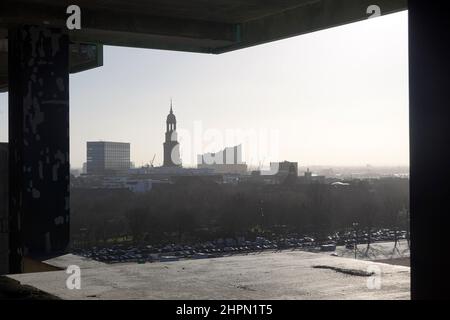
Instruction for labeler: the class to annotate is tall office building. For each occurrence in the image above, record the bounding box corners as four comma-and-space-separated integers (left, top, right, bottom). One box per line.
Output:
86, 141, 131, 175
163, 101, 181, 167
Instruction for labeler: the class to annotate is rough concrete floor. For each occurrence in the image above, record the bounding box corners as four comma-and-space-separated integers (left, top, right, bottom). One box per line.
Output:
0, 276, 60, 300
8, 250, 410, 300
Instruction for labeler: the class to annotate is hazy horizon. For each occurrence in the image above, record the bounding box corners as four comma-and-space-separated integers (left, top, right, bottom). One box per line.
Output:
0, 11, 409, 169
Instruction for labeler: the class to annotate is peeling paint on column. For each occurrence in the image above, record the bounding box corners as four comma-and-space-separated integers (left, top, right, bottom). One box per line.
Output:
54, 216, 64, 225
56, 78, 65, 92
32, 188, 40, 199
9, 25, 70, 271
38, 161, 44, 179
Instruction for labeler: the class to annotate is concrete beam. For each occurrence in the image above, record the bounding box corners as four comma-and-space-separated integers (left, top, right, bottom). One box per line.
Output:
215, 0, 407, 53
0, 2, 237, 53
0, 31, 103, 93
69, 43, 103, 74
0, 1, 407, 54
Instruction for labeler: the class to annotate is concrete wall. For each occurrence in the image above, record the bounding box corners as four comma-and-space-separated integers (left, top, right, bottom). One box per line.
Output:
0, 143, 8, 274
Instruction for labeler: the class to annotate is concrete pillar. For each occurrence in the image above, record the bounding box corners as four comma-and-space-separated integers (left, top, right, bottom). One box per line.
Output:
409, 1, 450, 299
8, 26, 70, 273
0, 143, 8, 275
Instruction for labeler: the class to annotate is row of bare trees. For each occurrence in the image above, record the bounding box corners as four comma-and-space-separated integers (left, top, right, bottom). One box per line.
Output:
70, 177, 409, 247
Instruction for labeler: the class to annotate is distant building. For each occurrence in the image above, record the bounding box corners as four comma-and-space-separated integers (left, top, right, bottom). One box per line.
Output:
171, 175, 223, 185
86, 141, 131, 175
163, 101, 181, 167
102, 177, 168, 193
241, 161, 302, 185
198, 145, 243, 165
124, 179, 154, 193
304, 167, 312, 180
129, 166, 214, 176
0, 143, 8, 274
72, 174, 171, 193
270, 161, 298, 177
198, 163, 248, 175
298, 168, 326, 184
197, 144, 248, 175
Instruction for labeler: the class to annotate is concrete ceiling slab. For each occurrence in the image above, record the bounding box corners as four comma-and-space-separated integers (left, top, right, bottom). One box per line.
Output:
1, 0, 407, 53
0, 0, 407, 91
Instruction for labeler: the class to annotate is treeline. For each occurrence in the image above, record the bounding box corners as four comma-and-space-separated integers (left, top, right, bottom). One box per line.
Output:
70, 177, 409, 246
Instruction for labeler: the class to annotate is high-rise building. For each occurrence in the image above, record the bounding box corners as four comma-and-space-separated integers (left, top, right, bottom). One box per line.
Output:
0, 143, 8, 274
163, 101, 181, 167
86, 141, 130, 175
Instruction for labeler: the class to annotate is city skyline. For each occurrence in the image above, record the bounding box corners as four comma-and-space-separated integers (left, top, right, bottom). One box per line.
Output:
79, 103, 410, 172
0, 11, 409, 169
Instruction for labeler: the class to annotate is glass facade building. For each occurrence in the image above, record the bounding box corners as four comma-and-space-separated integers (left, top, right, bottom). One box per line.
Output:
86, 141, 130, 175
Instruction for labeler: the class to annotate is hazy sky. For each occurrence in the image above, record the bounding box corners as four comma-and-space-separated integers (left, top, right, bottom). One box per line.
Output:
0, 11, 409, 169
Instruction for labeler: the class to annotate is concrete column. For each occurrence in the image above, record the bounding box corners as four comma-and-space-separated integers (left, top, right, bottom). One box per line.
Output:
409, 1, 450, 299
8, 26, 70, 273
0, 143, 8, 275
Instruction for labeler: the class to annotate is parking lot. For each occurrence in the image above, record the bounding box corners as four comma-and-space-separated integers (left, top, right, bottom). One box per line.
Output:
72, 228, 408, 264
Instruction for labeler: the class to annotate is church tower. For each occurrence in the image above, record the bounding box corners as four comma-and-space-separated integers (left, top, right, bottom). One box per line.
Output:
163, 100, 181, 167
